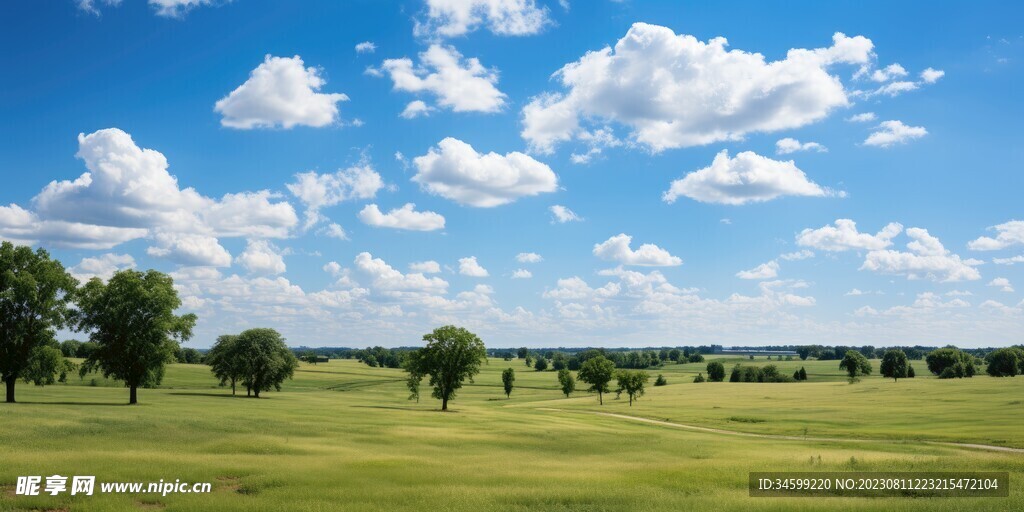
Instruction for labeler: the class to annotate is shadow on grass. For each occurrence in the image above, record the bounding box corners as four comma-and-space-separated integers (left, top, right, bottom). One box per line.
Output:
350, 405, 456, 413
12, 401, 130, 406
166, 392, 255, 399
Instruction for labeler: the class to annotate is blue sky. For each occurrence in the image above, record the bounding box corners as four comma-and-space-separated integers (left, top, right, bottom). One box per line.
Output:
1, 0, 1022, 348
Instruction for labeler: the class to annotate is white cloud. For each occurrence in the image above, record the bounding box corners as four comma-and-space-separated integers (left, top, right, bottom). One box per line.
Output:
845, 288, 883, 296
355, 41, 377, 54
993, 255, 1024, 265
516, 252, 543, 263
921, 67, 945, 83
969, 220, 1024, 250
543, 276, 620, 301
846, 112, 877, 123
236, 239, 287, 275
416, 0, 551, 38
215, 55, 349, 129
323, 261, 343, 276
593, 233, 682, 267
458, 256, 490, 277
736, 260, 779, 280
0, 128, 297, 250
511, 269, 532, 279
522, 24, 874, 153
861, 228, 982, 282
287, 166, 384, 229
797, 219, 903, 251
864, 120, 927, 147
400, 100, 436, 119
549, 205, 581, 223
869, 63, 908, 82
379, 45, 505, 113
79, 0, 213, 18
412, 137, 558, 207
873, 81, 919, 97
319, 223, 349, 240
146, 232, 232, 267
409, 260, 442, 274
358, 204, 445, 231
662, 150, 834, 205
775, 138, 827, 155
70, 253, 136, 282
989, 277, 1015, 293
779, 249, 815, 261
354, 252, 448, 294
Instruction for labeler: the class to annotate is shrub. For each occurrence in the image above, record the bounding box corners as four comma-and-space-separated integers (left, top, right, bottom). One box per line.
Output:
534, 357, 548, 371
688, 353, 705, 363
907, 365, 915, 378
926, 348, 975, 377
706, 361, 726, 382
985, 347, 1024, 377
693, 373, 705, 383
654, 374, 667, 386
798, 367, 807, 381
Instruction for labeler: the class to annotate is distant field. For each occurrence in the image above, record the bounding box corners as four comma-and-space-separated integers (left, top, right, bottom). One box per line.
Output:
1, 357, 1022, 511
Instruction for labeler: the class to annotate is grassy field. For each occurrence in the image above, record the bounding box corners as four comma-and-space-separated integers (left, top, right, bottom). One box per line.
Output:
1, 356, 1022, 511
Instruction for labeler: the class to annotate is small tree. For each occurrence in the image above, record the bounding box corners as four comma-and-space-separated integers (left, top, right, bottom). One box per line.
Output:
403, 325, 486, 411
557, 368, 575, 398
798, 367, 807, 381
693, 373, 705, 383
907, 365, 915, 378
706, 361, 725, 382
234, 328, 298, 398
517, 347, 528, 359
23, 345, 76, 386
668, 349, 681, 362
615, 370, 649, 406
206, 334, 244, 395
985, 347, 1024, 377
654, 374, 667, 386
502, 367, 515, 398
524, 355, 533, 367
839, 350, 872, 379
77, 270, 196, 404
880, 349, 909, 382
534, 357, 548, 371
0, 243, 78, 403
577, 355, 615, 405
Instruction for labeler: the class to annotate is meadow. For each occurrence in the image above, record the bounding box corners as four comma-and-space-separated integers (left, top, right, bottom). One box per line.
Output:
1, 355, 1022, 511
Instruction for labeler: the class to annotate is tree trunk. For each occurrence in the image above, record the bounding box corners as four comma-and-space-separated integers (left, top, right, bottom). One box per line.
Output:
129, 385, 138, 405
231, 379, 236, 396
247, 387, 251, 397
629, 395, 633, 406
598, 391, 603, 405
5, 377, 15, 404
254, 389, 260, 398
441, 396, 448, 411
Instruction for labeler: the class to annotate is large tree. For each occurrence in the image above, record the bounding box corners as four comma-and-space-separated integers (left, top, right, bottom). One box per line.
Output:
77, 269, 196, 404
880, 349, 909, 382
985, 347, 1024, 377
206, 334, 245, 395
615, 370, 649, 406
839, 350, 872, 379
233, 328, 298, 398
577, 355, 615, 405
925, 347, 976, 377
403, 325, 486, 411
705, 361, 726, 382
0, 243, 78, 403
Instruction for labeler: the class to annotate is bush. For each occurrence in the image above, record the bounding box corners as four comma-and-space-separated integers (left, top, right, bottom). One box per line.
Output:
693, 373, 705, 383
798, 367, 807, 381
688, 353, 705, 363
706, 361, 726, 382
926, 347, 975, 377
985, 347, 1024, 377
939, 367, 957, 379
655, 374, 667, 386
534, 357, 548, 371
907, 365, 915, 378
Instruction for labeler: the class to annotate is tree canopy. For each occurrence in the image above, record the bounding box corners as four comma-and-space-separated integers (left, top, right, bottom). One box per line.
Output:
502, 367, 515, 398
880, 349, 909, 382
839, 350, 872, 379
577, 355, 615, 405
403, 325, 486, 411
206, 334, 245, 395
231, 328, 298, 398
985, 347, 1024, 377
557, 368, 575, 398
77, 269, 196, 404
615, 370, 649, 406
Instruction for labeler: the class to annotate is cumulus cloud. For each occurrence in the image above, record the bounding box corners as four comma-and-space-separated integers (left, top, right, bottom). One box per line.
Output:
863, 120, 927, 147
968, 220, 1024, 250
78, 0, 214, 17
779, 250, 815, 261
70, 253, 136, 282
775, 138, 827, 155
354, 252, 448, 294
511, 269, 532, 279
522, 24, 874, 153
989, 277, 1014, 293
287, 165, 384, 229
516, 252, 543, 263
861, 228, 982, 282
358, 204, 445, 231
846, 112, 877, 123
378, 45, 505, 113
797, 219, 903, 252
355, 41, 377, 54
412, 137, 558, 207
409, 260, 442, 274
400, 100, 436, 119
662, 150, 834, 205
593, 233, 682, 267
0, 128, 296, 250
736, 260, 779, 280
993, 255, 1024, 265
415, 0, 551, 38
921, 67, 945, 83
543, 276, 620, 301
458, 256, 490, 277
146, 232, 232, 267
215, 55, 349, 129
236, 239, 287, 275
549, 205, 581, 223
869, 63, 908, 82
319, 223, 349, 240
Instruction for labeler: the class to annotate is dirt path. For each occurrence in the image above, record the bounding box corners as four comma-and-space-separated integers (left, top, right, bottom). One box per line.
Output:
538, 408, 1024, 454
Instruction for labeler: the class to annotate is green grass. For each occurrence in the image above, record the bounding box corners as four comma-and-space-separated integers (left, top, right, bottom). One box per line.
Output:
1, 357, 1022, 511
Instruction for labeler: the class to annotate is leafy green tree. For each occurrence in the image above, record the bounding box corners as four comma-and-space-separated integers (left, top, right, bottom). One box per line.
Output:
403, 325, 486, 411
23, 345, 76, 386
206, 334, 244, 395
232, 328, 298, 398
799, 367, 807, 381
60, 340, 82, 358
654, 374, 667, 386
302, 351, 319, 365
176, 347, 202, 364
925, 348, 975, 377
793, 369, 801, 381
693, 373, 705, 383
668, 349, 682, 362
502, 367, 515, 398
907, 365, 915, 378
403, 351, 423, 403
524, 355, 533, 367
615, 370, 649, 406
76, 341, 98, 358
77, 269, 196, 404
0, 242, 78, 403
534, 357, 548, 371
880, 349, 909, 382
706, 361, 725, 382
688, 353, 705, 363
517, 347, 528, 359
985, 347, 1024, 377
557, 368, 575, 397
839, 350, 872, 379
577, 355, 615, 405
